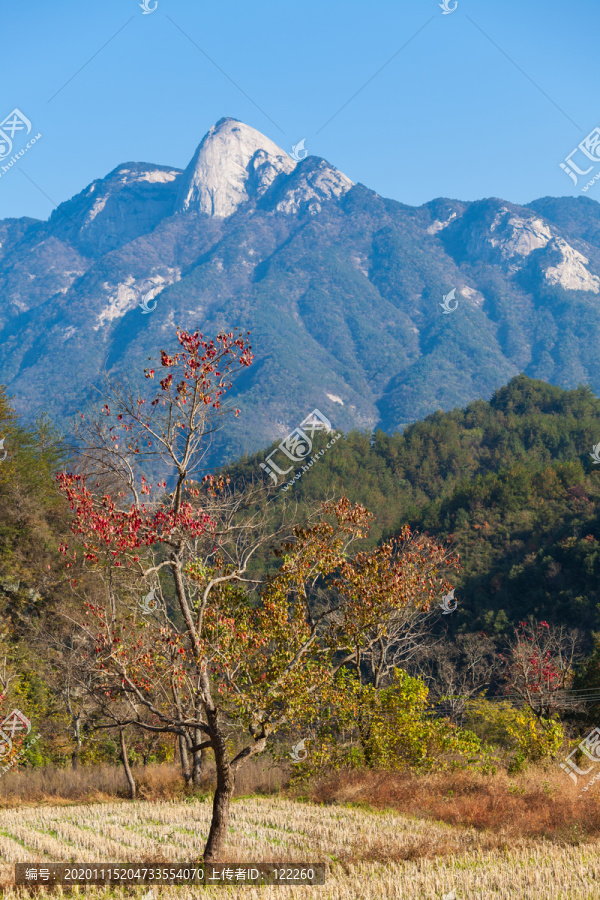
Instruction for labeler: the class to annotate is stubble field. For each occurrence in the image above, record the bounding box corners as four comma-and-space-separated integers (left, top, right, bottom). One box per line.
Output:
1, 796, 600, 899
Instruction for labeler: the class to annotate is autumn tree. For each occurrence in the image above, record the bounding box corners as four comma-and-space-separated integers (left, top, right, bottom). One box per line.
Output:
57, 326, 462, 862
500, 618, 583, 720
300, 526, 459, 763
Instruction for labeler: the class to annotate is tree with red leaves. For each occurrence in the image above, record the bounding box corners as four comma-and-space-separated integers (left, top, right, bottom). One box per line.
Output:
500, 618, 583, 720
56, 326, 458, 862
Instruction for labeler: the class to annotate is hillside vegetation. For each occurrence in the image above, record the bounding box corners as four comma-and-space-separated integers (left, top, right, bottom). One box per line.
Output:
2, 372, 600, 776
231, 374, 600, 637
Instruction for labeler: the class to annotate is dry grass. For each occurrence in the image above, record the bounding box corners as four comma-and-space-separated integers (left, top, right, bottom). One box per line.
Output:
0, 795, 599, 898
305, 765, 599, 845
0, 758, 287, 807
0, 764, 182, 807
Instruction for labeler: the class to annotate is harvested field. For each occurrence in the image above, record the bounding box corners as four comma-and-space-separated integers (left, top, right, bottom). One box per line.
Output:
0, 796, 599, 899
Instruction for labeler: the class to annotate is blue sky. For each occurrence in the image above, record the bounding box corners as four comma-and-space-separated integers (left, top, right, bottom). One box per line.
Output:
0, 0, 597, 221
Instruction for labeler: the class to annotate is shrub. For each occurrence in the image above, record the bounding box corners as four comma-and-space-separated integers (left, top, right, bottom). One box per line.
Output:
463, 698, 564, 767
301, 668, 481, 775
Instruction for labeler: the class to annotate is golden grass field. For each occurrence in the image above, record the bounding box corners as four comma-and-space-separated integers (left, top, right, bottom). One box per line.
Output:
1, 795, 600, 899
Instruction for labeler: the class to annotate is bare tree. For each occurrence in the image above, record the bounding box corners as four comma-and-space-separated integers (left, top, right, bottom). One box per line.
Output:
321, 589, 438, 691
34, 622, 101, 768
410, 632, 499, 724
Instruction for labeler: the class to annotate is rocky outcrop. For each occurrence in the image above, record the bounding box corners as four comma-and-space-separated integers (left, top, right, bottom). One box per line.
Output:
47, 163, 183, 255
176, 118, 296, 216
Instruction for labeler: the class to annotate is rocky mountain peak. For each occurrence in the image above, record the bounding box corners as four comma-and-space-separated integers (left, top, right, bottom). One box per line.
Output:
176, 117, 296, 217
270, 156, 354, 216
47, 162, 183, 255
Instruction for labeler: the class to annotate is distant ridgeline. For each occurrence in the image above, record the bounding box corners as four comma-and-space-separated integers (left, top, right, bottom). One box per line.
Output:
228, 375, 600, 639
4, 117, 600, 467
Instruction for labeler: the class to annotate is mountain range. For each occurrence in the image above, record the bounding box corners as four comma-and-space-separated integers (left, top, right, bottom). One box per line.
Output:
2, 116, 600, 464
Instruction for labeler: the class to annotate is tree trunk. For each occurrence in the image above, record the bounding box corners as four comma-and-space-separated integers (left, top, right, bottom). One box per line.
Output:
192, 727, 203, 786
358, 719, 374, 768
71, 713, 82, 769
179, 731, 192, 788
119, 728, 136, 800
203, 721, 235, 862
